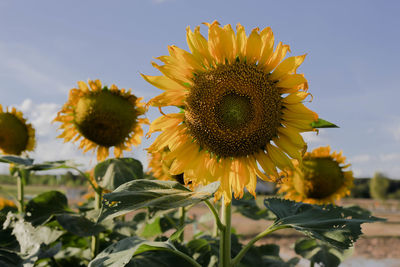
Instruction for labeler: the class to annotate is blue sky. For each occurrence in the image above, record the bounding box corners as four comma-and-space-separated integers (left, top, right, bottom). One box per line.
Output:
1, 0, 399, 178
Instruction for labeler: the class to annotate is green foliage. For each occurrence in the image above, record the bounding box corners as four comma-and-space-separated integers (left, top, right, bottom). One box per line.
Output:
88, 236, 192, 267
295, 237, 352, 267
56, 214, 106, 237
311, 118, 339, 128
232, 192, 275, 220
349, 178, 370, 198
94, 158, 144, 191
370, 172, 390, 200
25, 191, 70, 226
98, 180, 220, 222
264, 198, 384, 249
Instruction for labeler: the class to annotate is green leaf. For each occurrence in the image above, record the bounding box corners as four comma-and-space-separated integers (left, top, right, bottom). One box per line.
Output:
25, 191, 70, 226
98, 180, 219, 222
0, 156, 33, 166
187, 236, 219, 267
56, 214, 106, 237
26, 160, 76, 171
232, 193, 275, 220
0, 249, 22, 267
264, 198, 384, 249
311, 118, 339, 128
94, 158, 144, 191
3, 213, 63, 264
295, 237, 353, 267
88, 236, 193, 267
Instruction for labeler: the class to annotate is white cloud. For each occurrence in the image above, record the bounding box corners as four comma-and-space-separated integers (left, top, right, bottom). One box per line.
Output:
379, 153, 400, 162
350, 154, 372, 164
301, 129, 328, 144
392, 125, 400, 142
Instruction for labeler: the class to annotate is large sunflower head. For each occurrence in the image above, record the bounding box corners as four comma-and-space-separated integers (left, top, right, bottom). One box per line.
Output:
0, 105, 35, 155
278, 146, 354, 204
54, 80, 148, 161
147, 147, 185, 185
144, 21, 318, 205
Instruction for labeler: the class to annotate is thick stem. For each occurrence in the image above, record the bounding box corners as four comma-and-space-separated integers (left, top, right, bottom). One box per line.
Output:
231, 224, 289, 266
310, 260, 315, 267
205, 199, 224, 235
219, 200, 231, 267
179, 206, 186, 242
91, 190, 102, 259
16, 169, 29, 213
17, 175, 24, 213
169, 249, 202, 267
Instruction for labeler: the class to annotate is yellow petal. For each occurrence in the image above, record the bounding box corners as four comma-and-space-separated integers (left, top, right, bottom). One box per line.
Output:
270, 55, 306, 80
258, 27, 274, 65
264, 42, 291, 73
267, 144, 293, 170
273, 136, 302, 161
235, 23, 247, 60
245, 28, 262, 63
77, 81, 89, 92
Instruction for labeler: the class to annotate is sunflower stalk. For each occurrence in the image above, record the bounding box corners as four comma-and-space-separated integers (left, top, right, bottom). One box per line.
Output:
179, 206, 186, 242
91, 190, 102, 259
16, 168, 29, 213
231, 223, 289, 266
219, 201, 231, 267
205, 199, 224, 235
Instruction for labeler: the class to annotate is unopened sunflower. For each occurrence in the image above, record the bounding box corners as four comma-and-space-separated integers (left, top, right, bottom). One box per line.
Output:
278, 146, 354, 205
144, 21, 318, 204
54, 80, 148, 161
0, 105, 35, 155
147, 147, 185, 185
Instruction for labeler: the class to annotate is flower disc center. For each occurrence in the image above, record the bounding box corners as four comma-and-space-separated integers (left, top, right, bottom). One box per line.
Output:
294, 157, 345, 199
217, 93, 253, 130
0, 113, 29, 155
74, 91, 137, 147
185, 61, 281, 158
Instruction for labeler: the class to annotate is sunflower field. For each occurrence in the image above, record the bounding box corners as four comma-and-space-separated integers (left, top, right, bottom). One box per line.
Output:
0, 21, 389, 267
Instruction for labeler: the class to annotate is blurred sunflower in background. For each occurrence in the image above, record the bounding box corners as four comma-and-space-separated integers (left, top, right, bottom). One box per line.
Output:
147, 147, 185, 185
54, 80, 148, 161
0, 105, 35, 155
144, 21, 318, 204
278, 146, 354, 204
0, 197, 16, 210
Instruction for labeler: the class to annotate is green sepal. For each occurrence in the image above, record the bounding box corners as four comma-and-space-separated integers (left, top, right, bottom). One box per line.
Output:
311, 118, 339, 128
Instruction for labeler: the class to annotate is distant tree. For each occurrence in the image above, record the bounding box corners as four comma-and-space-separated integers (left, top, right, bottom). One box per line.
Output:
350, 178, 370, 198
369, 172, 390, 200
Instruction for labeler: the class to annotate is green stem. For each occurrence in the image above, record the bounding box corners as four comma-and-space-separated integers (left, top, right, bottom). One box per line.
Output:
179, 206, 186, 242
16, 169, 29, 213
91, 190, 102, 259
70, 167, 102, 194
205, 199, 224, 234
219, 200, 231, 267
169, 249, 202, 267
231, 224, 289, 266
310, 260, 315, 267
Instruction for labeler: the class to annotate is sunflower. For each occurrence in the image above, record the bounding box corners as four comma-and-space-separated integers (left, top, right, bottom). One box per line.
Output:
144, 21, 318, 204
0, 197, 16, 210
54, 80, 148, 161
278, 146, 354, 204
0, 105, 35, 155
147, 147, 185, 185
